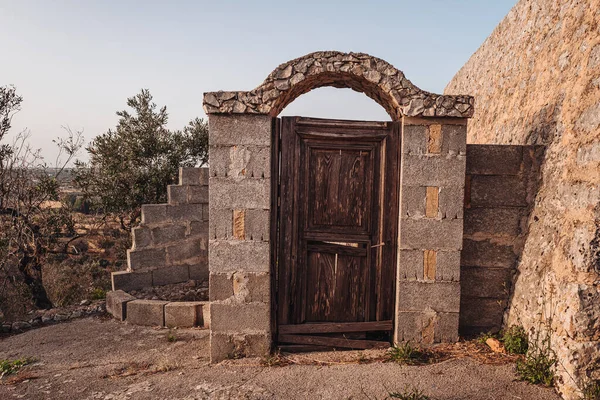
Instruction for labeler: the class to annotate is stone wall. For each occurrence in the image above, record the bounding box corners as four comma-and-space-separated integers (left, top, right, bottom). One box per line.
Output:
112, 167, 209, 292
461, 144, 544, 336
208, 114, 273, 362
446, 1, 600, 398
395, 118, 466, 344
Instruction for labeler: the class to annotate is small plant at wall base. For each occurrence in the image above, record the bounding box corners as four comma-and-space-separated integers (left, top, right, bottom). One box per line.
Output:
502, 325, 529, 355
387, 386, 430, 400
516, 326, 557, 386
0, 358, 36, 378
388, 342, 434, 365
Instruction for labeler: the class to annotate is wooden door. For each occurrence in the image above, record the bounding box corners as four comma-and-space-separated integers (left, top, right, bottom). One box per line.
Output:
274, 117, 400, 351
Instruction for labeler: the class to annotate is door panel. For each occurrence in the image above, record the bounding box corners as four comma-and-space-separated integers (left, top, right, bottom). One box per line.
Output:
275, 117, 400, 349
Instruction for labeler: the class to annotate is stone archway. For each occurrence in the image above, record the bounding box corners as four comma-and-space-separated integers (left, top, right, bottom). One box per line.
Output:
203, 51, 474, 120
205, 51, 473, 362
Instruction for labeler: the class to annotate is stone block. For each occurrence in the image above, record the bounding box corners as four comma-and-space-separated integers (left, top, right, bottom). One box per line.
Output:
245, 209, 270, 241
189, 221, 209, 237
401, 154, 466, 187
132, 227, 152, 249
461, 266, 512, 299
233, 209, 245, 239
210, 145, 271, 179
112, 271, 153, 291
400, 186, 426, 218
152, 224, 187, 245
459, 297, 506, 335
466, 145, 522, 175
438, 186, 464, 219
202, 203, 210, 221
465, 207, 524, 237
167, 185, 188, 205
395, 311, 459, 344
127, 247, 166, 271
188, 185, 209, 204
198, 167, 209, 185
398, 249, 424, 281
210, 177, 270, 209
441, 124, 467, 155
209, 240, 270, 273
397, 281, 460, 313
210, 273, 235, 301
401, 125, 427, 155
106, 290, 136, 321
189, 260, 209, 281
152, 264, 190, 286
209, 114, 272, 146
461, 239, 517, 268
180, 167, 202, 185
167, 204, 203, 221
399, 219, 464, 250
167, 238, 207, 264
210, 332, 270, 363
210, 302, 270, 333
165, 302, 206, 328
436, 251, 461, 282
209, 271, 271, 302
469, 175, 527, 207
141, 204, 168, 225
126, 300, 168, 327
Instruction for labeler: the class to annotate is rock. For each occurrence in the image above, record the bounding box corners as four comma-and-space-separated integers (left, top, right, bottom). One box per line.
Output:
486, 338, 505, 354
1, 324, 11, 333
54, 314, 69, 322
12, 321, 31, 331
70, 311, 82, 319
80, 300, 91, 306
42, 315, 54, 324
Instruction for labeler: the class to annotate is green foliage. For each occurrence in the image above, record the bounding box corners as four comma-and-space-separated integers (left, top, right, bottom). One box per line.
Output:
388, 342, 433, 365
167, 330, 177, 343
387, 386, 430, 400
502, 325, 529, 355
516, 327, 556, 386
476, 331, 498, 344
582, 379, 600, 400
0, 358, 35, 378
90, 288, 106, 300
74, 89, 208, 230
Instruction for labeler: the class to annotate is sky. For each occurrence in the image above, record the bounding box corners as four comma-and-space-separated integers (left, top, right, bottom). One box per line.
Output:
0, 0, 516, 163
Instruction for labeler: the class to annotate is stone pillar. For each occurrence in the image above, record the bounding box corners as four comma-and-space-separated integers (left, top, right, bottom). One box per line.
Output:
394, 118, 467, 344
207, 114, 273, 362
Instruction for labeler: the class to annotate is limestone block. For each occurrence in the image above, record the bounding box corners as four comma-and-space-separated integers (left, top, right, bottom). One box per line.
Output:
210, 145, 271, 179
461, 239, 517, 268
167, 185, 188, 205
466, 145, 522, 175
152, 224, 187, 245
189, 260, 209, 281
210, 178, 270, 209
209, 208, 233, 239
188, 185, 208, 204
209, 114, 272, 146
106, 290, 136, 321
210, 302, 270, 333
434, 312, 460, 342
436, 251, 461, 282
463, 207, 523, 236
210, 332, 270, 363
461, 266, 512, 299
166, 238, 207, 264
167, 204, 203, 222
141, 204, 168, 225
189, 221, 209, 237
179, 167, 202, 185
126, 300, 168, 327
401, 154, 466, 187
395, 311, 459, 344
165, 301, 207, 328
132, 227, 152, 249
209, 272, 270, 302
399, 219, 464, 250
244, 209, 270, 241
208, 240, 270, 273
127, 247, 166, 271
397, 281, 460, 313
469, 175, 527, 207
112, 271, 153, 291
152, 264, 190, 286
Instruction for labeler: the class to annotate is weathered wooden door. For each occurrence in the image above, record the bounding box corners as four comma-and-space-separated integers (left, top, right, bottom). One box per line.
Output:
274, 117, 400, 350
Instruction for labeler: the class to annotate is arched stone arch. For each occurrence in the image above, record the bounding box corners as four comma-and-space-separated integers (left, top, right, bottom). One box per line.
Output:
203, 51, 474, 119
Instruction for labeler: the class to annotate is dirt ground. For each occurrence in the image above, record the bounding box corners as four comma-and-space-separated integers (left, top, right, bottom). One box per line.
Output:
0, 316, 560, 400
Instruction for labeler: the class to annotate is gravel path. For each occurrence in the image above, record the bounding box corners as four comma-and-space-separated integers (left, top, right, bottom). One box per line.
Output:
0, 317, 561, 400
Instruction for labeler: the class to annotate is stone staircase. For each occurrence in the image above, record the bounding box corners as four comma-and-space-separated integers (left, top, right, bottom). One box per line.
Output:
111, 167, 209, 292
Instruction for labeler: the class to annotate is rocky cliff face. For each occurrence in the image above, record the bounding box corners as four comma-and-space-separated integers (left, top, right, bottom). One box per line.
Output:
445, 0, 600, 398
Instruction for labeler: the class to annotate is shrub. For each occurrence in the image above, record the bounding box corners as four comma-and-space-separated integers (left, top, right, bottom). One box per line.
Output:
502, 325, 529, 355
388, 342, 433, 365
516, 327, 556, 386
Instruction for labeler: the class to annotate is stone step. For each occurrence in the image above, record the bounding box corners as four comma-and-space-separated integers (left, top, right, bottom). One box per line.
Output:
179, 167, 209, 186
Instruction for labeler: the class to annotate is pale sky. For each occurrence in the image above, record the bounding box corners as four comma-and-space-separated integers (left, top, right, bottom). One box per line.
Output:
0, 0, 516, 163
